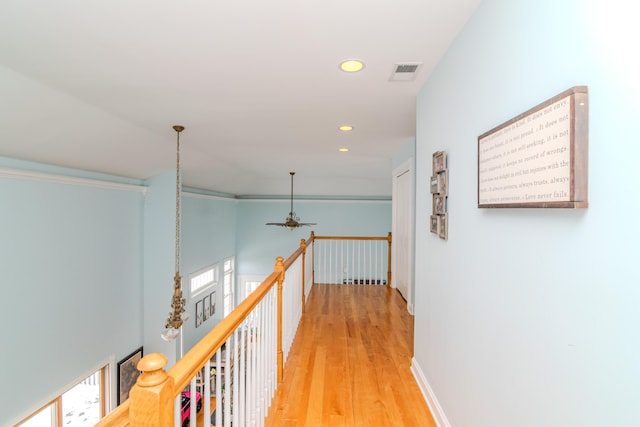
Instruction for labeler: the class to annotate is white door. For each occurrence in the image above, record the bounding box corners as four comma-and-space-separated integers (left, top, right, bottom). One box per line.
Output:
392, 160, 413, 309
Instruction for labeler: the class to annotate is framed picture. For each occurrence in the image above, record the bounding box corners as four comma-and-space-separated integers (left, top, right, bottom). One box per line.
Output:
437, 170, 448, 196
117, 347, 143, 405
196, 300, 203, 328
438, 214, 448, 240
434, 195, 447, 214
203, 295, 210, 321
430, 175, 438, 194
209, 291, 216, 317
433, 151, 447, 172
430, 215, 440, 234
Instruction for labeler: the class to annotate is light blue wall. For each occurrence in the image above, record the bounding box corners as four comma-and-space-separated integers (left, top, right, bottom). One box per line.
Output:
236, 199, 391, 276
392, 138, 415, 171
413, 1, 640, 426
181, 194, 237, 350
0, 159, 144, 426
143, 170, 179, 364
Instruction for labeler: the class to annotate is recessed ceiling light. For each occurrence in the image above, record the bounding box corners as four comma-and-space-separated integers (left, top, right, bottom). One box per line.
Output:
339, 125, 353, 131
339, 147, 350, 152
340, 60, 364, 73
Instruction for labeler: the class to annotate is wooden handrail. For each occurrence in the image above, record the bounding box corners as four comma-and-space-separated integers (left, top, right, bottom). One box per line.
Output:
169, 268, 281, 393
282, 235, 312, 269
95, 402, 130, 426
312, 235, 390, 241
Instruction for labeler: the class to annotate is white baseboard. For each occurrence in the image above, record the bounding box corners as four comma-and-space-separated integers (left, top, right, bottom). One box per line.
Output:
411, 357, 451, 427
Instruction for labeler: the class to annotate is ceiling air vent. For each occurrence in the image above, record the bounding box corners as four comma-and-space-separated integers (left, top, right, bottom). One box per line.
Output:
390, 63, 422, 82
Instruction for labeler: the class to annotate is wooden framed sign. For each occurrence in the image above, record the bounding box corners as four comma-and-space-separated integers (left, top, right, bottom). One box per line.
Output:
478, 86, 588, 208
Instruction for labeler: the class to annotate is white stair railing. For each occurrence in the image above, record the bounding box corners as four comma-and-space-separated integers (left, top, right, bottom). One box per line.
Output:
313, 234, 391, 286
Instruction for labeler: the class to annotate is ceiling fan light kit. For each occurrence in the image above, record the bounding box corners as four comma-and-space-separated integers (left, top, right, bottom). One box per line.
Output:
266, 172, 317, 230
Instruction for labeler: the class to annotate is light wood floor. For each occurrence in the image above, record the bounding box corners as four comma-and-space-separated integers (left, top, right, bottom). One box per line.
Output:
264, 284, 437, 427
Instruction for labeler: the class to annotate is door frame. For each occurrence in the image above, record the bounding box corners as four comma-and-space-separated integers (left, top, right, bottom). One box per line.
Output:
391, 158, 415, 314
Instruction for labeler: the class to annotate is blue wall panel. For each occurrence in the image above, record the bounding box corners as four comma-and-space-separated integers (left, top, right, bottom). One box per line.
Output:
413, 1, 640, 425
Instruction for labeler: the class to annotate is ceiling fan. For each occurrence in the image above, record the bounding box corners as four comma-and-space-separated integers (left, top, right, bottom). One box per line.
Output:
266, 172, 317, 230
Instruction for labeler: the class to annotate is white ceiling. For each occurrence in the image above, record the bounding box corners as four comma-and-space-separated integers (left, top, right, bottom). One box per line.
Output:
0, 0, 480, 197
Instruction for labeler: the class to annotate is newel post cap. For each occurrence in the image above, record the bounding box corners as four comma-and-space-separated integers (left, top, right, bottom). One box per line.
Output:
136, 353, 169, 387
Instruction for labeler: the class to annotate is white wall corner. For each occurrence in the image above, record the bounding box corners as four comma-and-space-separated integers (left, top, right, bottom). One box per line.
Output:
411, 357, 451, 427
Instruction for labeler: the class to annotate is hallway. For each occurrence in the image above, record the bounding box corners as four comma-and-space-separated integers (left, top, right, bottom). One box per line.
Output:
265, 284, 436, 426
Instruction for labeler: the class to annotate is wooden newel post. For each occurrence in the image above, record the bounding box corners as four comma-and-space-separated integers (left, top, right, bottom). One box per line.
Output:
387, 232, 392, 288
300, 238, 307, 314
129, 353, 175, 427
275, 256, 285, 383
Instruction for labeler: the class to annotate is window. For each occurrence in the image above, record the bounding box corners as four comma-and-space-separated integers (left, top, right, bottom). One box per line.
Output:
190, 263, 218, 298
19, 403, 55, 426
244, 280, 261, 299
17, 367, 106, 426
223, 257, 235, 317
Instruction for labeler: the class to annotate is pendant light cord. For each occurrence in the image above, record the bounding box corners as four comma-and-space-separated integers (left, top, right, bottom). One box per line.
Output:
175, 129, 181, 275
290, 172, 294, 214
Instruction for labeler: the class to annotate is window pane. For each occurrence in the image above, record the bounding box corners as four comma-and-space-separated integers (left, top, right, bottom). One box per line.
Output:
62, 371, 101, 426
19, 403, 54, 427
190, 264, 218, 297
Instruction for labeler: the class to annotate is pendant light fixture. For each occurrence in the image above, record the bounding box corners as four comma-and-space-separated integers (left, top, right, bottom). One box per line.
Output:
161, 125, 189, 341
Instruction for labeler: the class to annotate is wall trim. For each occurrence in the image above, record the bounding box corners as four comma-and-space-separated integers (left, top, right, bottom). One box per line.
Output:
411, 357, 451, 427
183, 191, 239, 202
0, 167, 147, 194
239, 197, 391, 204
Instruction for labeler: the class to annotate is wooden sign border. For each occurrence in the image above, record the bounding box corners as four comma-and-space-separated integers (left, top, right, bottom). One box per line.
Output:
477, 86, 588, 208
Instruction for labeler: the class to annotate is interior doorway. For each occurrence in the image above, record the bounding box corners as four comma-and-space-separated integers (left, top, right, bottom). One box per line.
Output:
392, 159, 414, 313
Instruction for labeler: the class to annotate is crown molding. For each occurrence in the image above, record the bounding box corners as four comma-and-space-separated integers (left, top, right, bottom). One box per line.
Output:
0, 167, 147, 194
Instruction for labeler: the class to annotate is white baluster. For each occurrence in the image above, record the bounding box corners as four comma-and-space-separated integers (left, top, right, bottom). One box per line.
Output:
215, 348, 222, 427
204, 359, 211, 427
239, 321, 246, 427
